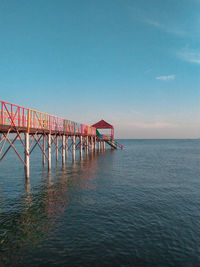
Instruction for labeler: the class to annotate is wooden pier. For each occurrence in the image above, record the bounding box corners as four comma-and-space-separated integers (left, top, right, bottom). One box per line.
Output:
0, 100, 123, 178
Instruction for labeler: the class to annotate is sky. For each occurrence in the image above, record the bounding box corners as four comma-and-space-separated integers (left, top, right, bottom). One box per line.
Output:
0, 0, 200, 138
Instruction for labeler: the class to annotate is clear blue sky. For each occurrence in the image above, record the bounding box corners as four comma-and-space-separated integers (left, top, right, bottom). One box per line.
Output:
0, 0, 199, 138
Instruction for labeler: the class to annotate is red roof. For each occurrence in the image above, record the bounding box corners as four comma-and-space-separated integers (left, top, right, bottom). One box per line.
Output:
92, 119, 114, 129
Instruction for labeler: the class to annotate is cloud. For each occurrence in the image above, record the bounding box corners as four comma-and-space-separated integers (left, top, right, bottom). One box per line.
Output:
178, 49, 200, 64
143, 18, 185, 36
156, 75, 175, 81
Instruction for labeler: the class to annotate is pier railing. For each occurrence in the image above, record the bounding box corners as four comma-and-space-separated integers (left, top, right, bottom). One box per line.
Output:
0, 100, 96, 136
0, 99, 123, 178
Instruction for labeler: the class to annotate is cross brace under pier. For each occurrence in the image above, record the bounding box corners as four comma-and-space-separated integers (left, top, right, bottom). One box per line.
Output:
0, 131, 101, 178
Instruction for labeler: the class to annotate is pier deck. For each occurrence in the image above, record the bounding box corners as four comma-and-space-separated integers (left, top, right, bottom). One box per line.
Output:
0, 100, 122, 178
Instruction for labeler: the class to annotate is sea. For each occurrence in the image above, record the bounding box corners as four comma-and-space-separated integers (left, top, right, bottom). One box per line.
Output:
0, 139, 200, 266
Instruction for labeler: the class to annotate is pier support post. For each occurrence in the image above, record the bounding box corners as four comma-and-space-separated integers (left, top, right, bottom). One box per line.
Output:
98, 140, 101, 151
80, 136, 83, 157
48, 134, 51, 171
43, 134, 46, 165
91, 136, 94, 151
86, 136, 89, 154
56, 135, 59, 161
25, 133, 30, 178
94, 137, 96, 151
72, 135, 76, 161
62, 135, 66, 165
65, 136, 68, 159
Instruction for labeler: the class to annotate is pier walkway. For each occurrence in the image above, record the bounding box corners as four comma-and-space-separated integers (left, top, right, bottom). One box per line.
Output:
0, 100, 123, 178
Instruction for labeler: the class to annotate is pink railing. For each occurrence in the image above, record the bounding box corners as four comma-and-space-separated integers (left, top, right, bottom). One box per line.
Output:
0, 100, 96, 136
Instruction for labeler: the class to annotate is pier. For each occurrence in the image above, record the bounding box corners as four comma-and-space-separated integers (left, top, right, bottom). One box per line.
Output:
0, 100, 123, 178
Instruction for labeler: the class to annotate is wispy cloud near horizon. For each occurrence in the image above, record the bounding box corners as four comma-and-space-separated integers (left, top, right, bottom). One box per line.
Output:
156, 75, 175, 81
143, 18, 186, 36
178, 48, 200, 64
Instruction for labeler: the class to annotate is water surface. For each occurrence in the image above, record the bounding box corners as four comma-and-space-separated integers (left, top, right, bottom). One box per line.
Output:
0, 139, 200, 266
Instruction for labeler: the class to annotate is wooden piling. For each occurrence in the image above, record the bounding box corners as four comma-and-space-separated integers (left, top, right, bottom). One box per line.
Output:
48, 134, 51, 170
91, 136, 94, 151
72, 135, 76, 161
43, 134, 46, 165
62, 135, 65, 165
86, 136, 89, 154
80, 136, 83, 157
56, 135, 59, 161
25, 133, 30, 178
94, 137, 96, 151
65, 136, 68, 159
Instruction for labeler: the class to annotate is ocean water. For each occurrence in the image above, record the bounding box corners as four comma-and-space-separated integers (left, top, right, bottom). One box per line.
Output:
0, 139, 200, 266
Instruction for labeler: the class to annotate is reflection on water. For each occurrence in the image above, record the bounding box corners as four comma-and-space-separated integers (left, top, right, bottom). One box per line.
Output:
0, 149, 109, 266
1, 140, 199, 266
